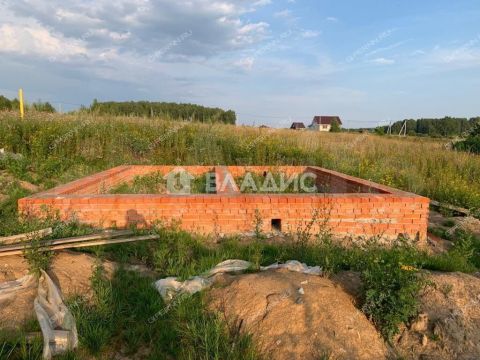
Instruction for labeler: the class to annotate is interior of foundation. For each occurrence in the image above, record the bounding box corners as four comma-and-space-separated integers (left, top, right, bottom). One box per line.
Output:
100, 166, 389, 195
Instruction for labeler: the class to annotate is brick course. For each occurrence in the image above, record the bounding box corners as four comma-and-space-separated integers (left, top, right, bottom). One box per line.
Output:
18, 166, 429, 245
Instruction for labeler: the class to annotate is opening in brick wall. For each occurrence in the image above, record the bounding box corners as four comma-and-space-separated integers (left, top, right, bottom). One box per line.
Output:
271, 219, 282, 232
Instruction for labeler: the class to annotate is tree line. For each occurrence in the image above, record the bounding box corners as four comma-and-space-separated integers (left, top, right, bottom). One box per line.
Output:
88, 100, 236, 124
0, 95, 56, 113
376, 117, 480, 137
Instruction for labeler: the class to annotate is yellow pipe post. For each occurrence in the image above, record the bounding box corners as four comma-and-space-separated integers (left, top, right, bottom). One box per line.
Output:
18, 88, 24, 119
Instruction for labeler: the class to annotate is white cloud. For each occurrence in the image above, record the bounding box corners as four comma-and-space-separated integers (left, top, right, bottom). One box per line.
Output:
233, 22, 269, 46
253, 0, 272, 6
274, 9, 291, 18
411, 49, 426, 56
2, 0, 271, 61
301, 30, 321, 38
234, 56, 255, 70
427, 45, 480, 67
364, 40, 408, 57
0, 23, 87, 60
371, 57, 395, 65
326, 17, 338, 22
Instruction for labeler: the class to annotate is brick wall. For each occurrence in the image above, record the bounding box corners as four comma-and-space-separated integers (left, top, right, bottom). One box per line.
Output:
18, 166, 429, 245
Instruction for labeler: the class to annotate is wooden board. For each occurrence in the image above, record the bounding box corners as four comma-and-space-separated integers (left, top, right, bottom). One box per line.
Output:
0, 228, 53, 245
430, 200, 470, 216
0, 234, 160, 257
0, 230, 134, 253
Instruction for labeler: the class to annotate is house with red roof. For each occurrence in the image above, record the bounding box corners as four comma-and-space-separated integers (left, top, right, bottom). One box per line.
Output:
290, 122, 306, 130
308, 116, 342, 132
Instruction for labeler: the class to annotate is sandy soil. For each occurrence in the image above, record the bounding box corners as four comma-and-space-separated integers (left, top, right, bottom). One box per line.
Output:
209, 269, 388, 360
0, 251, 115, 329
395, 272, 480, 360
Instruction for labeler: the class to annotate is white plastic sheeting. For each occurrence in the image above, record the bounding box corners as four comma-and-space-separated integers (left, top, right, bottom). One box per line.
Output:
260, 260, 322, 275
154, 259, 322, 302
0, 270, 78, 359
35, 270, 79, 359
0, 274, 36, 303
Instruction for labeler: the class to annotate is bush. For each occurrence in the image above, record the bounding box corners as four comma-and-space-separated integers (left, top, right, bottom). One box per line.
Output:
23, 237, 53, 278
359, 242, 425, 340
454, 135, 480, 154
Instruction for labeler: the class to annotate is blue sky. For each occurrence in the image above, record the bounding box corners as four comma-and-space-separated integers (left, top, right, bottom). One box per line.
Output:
0, 0, 479, 128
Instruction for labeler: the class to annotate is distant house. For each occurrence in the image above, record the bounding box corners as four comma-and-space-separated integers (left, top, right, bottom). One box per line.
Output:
290, 122, 306, 130
309, 116, 342, 132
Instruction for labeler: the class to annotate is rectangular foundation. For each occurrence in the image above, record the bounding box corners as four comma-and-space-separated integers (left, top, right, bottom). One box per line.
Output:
18, 166, 429, 245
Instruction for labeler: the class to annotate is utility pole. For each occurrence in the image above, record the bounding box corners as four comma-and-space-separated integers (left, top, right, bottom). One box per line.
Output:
399, 120, 407, 137
18, 88, 24, 119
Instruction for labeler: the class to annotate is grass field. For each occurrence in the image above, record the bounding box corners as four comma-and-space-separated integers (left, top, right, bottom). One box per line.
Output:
1, 112, 479, 211
1, 112, 480, 359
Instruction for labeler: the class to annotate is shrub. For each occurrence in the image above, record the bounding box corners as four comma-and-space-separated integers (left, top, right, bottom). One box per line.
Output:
454, 135, 480, 154
359, 241, 425, 340
23, 237, 53, 278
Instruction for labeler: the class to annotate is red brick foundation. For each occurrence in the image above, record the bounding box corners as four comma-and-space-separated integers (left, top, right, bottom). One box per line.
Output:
18, 166, 429, 245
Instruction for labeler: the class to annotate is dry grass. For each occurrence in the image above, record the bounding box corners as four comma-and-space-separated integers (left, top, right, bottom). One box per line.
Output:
1, 112, 479, 210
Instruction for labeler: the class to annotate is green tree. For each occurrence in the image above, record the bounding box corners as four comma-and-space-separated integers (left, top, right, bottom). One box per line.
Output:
32, 101, 56, 113
88, 100, 236, 124
469, 120, 480, 137
0, 95, 12, 110
330, 119, 341, 132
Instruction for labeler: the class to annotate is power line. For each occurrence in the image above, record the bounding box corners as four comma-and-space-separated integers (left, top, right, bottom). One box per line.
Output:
237, 113, 391, 125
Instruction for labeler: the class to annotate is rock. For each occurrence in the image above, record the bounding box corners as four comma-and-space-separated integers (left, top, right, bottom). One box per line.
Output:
410, 313, 429, 332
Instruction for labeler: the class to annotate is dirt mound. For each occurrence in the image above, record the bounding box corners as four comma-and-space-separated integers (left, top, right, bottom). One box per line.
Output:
396, 272, 480, 360
0, 251, 115, 329
209, 269, 388, 360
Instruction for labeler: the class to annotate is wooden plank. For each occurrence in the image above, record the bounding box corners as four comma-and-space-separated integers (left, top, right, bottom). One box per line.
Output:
430, 200, 470, 216
0, 228, 53, 245
0, 234, 160, 257
0, 230, 134, 253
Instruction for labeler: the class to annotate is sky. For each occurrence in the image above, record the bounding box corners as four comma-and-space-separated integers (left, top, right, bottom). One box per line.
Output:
0, 0, 479, 128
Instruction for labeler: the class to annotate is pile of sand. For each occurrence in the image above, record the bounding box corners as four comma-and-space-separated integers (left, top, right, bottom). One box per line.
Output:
209, 269, 388, 360
209, 269, 480, 360
396, 272, 480, 360
0, 251, 115, 329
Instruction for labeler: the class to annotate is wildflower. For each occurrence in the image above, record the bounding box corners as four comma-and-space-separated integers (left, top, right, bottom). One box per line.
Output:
400, 265, 418, 272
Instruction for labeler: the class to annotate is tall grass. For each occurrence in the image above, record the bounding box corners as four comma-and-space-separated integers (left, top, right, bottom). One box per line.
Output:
1, 113, 480, 210
68, 264, 260, 359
